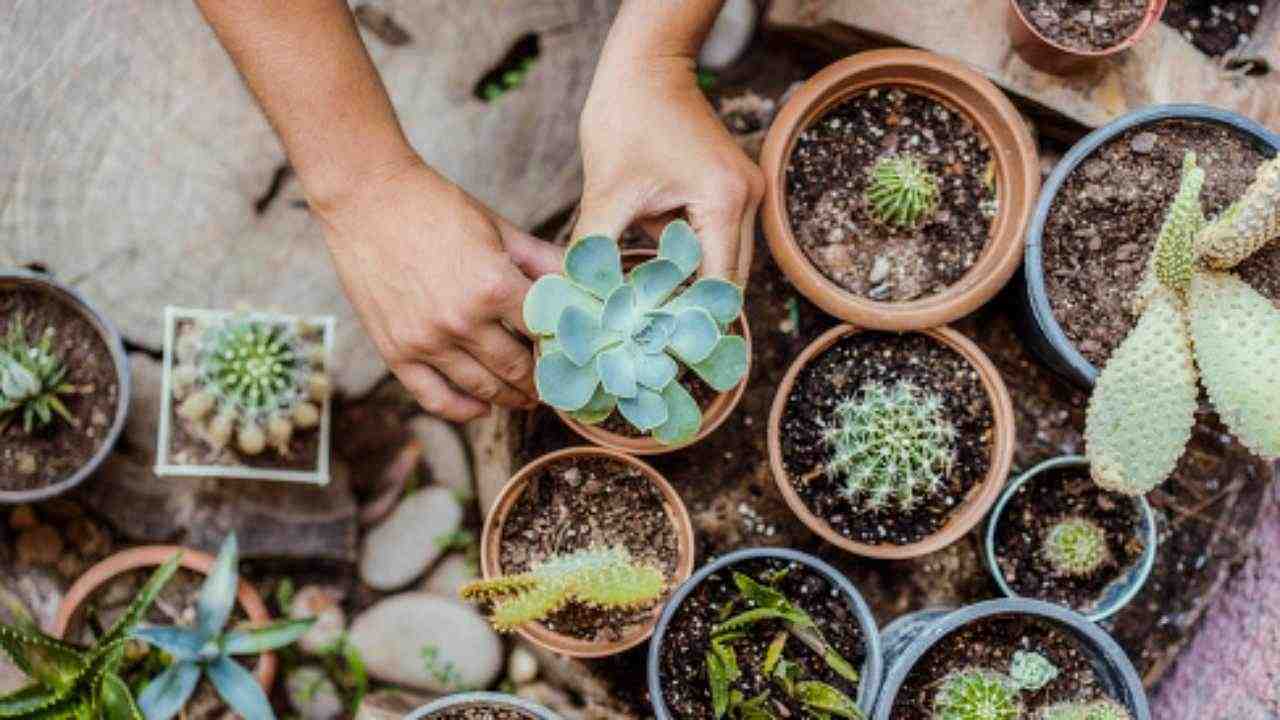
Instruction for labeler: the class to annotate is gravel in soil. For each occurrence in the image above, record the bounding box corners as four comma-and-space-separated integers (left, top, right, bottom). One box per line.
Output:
993, 467, 1145, 614
432, 707, 535, 720
0, 289, 120, 492
785, 87, 996, 302
657, 558, 867, 720
497, 457, 679, 642
1015, 0, 1148, 51
1042, 119, 1277, 368
779, 331, 994, 546
1163, 0, 1265, 57
890, 614, 1118, 718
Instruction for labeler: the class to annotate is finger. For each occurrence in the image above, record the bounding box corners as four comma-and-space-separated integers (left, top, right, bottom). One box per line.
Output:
637, 212, 681, 244
395, 363, 488, 422
573, 186, 641, 242
687, 200, 744, 282
435, 350, 534, 409
501, 224, 564, 278
457, 322, 538, 398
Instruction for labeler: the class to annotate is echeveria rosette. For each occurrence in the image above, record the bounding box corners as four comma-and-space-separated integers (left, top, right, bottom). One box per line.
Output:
524, 220, 748, 445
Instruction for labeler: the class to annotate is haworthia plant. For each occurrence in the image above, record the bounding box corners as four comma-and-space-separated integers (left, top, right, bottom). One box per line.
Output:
1086, 152, 1280, 495
129, 535, 314, 720
523, 221, 748, 445
0, 314, 80, 434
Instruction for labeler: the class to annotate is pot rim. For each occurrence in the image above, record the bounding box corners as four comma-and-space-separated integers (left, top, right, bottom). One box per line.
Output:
0, 269, 130, 504
872, 598, 1150, 720
646, 547, 885, 720
767, 323, 1016, 560
982, 455, 1159, 621
406, 691, 561, 720
760, 48, 1039, 331
1022, 103, 1280, 389
52, 544, 278, 690
1008, 0, 1168, 59
479, 446, 696, 658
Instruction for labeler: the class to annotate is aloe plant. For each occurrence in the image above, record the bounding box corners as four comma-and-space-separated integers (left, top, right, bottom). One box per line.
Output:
1085, 152, 1280, 495
523, 220, 748, 445
128, 535, 314, 720
0, 553, 180, 719
0, 314, 80, 434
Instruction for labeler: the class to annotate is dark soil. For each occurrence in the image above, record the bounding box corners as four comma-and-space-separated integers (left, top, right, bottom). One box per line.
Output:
657, 558, 867, 720
993, 467, 1146, 614
1042, 119, 1277, 368
779, 331, 994, 546
0, 289, 120, 492
1015, 0, 1148, 51
1163, 0, 1265, 56
497, 457, 679, 642
433, 707, 535, 720
785, 87, 995, 302
891, 615, 1120, 718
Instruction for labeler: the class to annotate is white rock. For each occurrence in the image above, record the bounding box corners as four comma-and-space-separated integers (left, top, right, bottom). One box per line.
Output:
410, 415, 473, 497
698, 0, 758, 71
360, 487, 463, 590
286, 666, 344, 720
508, 645, 539, 684
349, 593, 501, 693
290, 585, 347, 655
422, 553, 479, 599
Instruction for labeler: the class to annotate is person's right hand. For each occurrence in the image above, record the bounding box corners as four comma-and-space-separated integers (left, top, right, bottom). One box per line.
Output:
316, 157, 563, 422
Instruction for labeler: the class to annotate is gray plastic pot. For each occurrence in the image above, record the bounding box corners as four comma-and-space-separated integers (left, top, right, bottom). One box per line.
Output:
983, 456, 1158, 622
0, 268, 130, 504
873, 599, 1149, 719
406, 692, 560, 720
1019, 103, 1280, 388
647, 547, 884, 720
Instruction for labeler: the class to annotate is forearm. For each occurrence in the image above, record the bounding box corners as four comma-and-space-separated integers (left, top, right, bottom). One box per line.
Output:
600, 0, 725, 67
194, 0, 420, 214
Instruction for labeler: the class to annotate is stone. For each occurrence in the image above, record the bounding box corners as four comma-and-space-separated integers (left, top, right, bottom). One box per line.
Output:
1, 568, 64, 630
348, 593, 501, 693
286, 666, 345, 720
699, 0, 758, 71
1130, 132, 1158, 154
15, 525, 63, 567
410, 415, 473, 497
290, 585, 347, 655
421, 553, 479, 599
359, 487, 463, 590
508, 645, 539, 684
868, 255, 892, 284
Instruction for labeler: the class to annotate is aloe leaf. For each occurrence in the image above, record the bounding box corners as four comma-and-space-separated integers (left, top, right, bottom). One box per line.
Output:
659, 220, 702, 278
0, 683, 64, 717
668, 308, 720, 364
667, 278, 744, 326
535, 351, 600, 411
136, 661, 201, 720
0, 625, 85, 693
713, 607, 810, 635
567, 385, 616, 425
207, 656, 273, 720
103, 554, 181, 646
127, 626, 204, 662
596, 346, 638, 400
706, 649, 732, 720
617, 388, 668, 431
197, 535, 239, 642
733, 573, 788, 610
652, 381, 701, 446
96, 673, 142, 720
762, 632, 787, 676
630, 259, 685, 309
523, 276, 602, 336
222, 619, 314, 655
565, 235, 624, 298
690, 336, 749, 392
795, 681, 863, 720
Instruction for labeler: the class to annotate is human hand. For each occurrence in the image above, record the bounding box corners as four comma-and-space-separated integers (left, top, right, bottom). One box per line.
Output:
317, 158, 563, 422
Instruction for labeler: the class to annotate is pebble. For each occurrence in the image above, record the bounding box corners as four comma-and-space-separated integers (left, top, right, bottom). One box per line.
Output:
360, 487, 463, 590
869, 283, 892, 301
1130, 132, 1158, 154
508, 646, 539, 684
286, 666, 345, 720
409, 415, 473, 496
868, 255, 891, 285
290, 585, 348, 655
16, 525, 63, 567
422, 553, 478, 599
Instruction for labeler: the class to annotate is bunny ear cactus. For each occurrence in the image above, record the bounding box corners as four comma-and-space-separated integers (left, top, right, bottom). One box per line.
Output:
1040, 699, 1133, 720
0, 315, 80, 434
1086, 151, 1280, 495
523, 221, 748, 445
129, 534, 314, 720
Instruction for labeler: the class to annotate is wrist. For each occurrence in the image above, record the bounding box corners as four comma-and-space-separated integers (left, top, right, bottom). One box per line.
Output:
300, 134, 423, 221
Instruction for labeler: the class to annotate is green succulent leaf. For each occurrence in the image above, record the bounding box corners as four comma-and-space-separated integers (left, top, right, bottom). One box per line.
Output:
0, 625, 86, 693
713, 607, 811, 635
222, 619, 314, 656
535, 351, 600, 411
659, 220, 702, 278
652, 381, 701, 446
630, 259, 685, 309
632, 312, 677, 354
136, 661, 201, 720
733, 572, 788, 611
207, 655, 273, 720
794, 681, 863, 720
668, 278, 744, 326
634, 349, 678, 391
597, 346, 639, 399
707, 648, 732, 720
557, 305, 612, 367
126, 626, 204, 662
523, 276, 602, 336
567, 385, 616, 425
565, 235, 624, 298
669, 308, 721, 364
103, 554, 181, 647
95, 673, 142, 720
690, 335, 749, 392
617, 388, 668, 431
197, 535, 240, 642
602, 285, 637, 334
0, 683, 65, 717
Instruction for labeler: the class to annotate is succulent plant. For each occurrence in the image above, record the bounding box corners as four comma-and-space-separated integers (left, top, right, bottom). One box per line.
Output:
1040, 699, 1133, 720
172, 314, 328, 457
459, 546, 665, 632
933, 669, 1021, 720
0, 314, 79, 434
522, 220, 748, 445
129, 534, 314, 720
0, 552, 179, 719
1086, 152, 1280, 495
1043, 517, 1109, 577
1008, 651, 1059, 692
865, 154, 939, 228
823, 381, 957, 512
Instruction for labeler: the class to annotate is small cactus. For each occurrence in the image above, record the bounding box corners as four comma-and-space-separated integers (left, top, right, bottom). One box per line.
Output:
173, 314, 328, 457
866, 154, 939, 228
0, 314, 79, 434
1009, 651, 1059, 692
823, 381, 957, 512
1040, 699, 1133, 720
459, 546, 665, 632
933, 668, 1021, 720
1043, 518, 1109, 577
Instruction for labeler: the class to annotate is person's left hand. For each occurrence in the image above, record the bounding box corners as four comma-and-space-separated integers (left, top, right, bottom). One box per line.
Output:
574, 55, 763, 283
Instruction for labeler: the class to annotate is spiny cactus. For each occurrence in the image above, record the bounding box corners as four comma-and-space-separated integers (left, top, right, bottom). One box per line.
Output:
459, 546, 665, 632
933, 669, 1021, 720
173, 314, 328, 457
523, 220, 748, 445
1040, 699, 1133, 720
1086, 151, 1280, 495
0, 314, 80, 434
1043, 517, 1109, 577
1009, 651, 1059, 692
866, 154, 939, 228
823, 381, 957, 512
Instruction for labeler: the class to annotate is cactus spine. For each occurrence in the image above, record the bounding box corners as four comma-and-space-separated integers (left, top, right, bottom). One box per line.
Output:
933, 669, 1021, 720
1043, 517, 1109, 577
866, 154, 940, 228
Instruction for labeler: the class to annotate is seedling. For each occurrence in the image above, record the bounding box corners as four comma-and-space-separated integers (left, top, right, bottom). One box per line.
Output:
0, 314, 81, 434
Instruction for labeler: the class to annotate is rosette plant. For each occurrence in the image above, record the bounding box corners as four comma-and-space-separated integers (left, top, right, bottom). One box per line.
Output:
523, 221, 749, 445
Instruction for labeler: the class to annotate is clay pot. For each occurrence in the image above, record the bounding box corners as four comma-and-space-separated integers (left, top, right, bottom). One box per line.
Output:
760, 49, 1038, 331
53, 545, 277, 692
1007, 0, 1168, 74
767, 324, 1016, 560
408, 692, 561, 720
479, 446, 695, 657
551, 249, 751, 455
0, 269, 130, 504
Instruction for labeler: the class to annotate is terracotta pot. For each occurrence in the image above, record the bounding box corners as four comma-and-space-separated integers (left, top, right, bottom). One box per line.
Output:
0, 269, 130, 504
479, 446, 696, 657
1007, 0, 1169, 74
53, 545, 277, 692
767, 324, 1016, 560
551, 249, 752, 455
760, 49, 1039, 332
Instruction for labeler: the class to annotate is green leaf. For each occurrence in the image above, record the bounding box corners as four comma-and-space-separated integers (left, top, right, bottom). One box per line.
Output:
668, 308, 721, 364
535, 351, 599, 411
207, 656, 273, 720
659, 220, 702, 278
634, 350, 678, 392
557, 305, 612, 367
733, 573, 788, 610
794, 681, 863, 720
713, 607, 810, 635
617, 388, 668, 431
736, 692, 777, 720
0, 625, 85, 693
197, 535, 240, 642
630, 259, 685, 309
707, 648, 733, 720
136, 662, 201, 720
565, 235, 624, 299
95, 673, 142, 720
668, 278, 744, 326
567, 385, 616, 425
690, 335, 749, 392
523, 276, 603, 336
0, 684, 65, 717
821, 648, 861, 686
652, 381, 701, 446
596, 346, 638, 400
762, 632, 787, 676
222, 619, 315, 655
126, 626, 204, 662
102, 554, 181, 647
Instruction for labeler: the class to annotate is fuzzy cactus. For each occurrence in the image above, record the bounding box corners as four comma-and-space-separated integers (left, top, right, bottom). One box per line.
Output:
865, 154, 939, 228
459, 546, 665, 632
823, 381, 957, 512
1043, 518, 1109, 577
1040, 699, 1133, 720
1086, 151, 1280, 495
933, 669, 1021, 720
523, 220, 748, 445
0, 314, 79, 434
172, 315, 327, 457
1009, 651, 1059, 692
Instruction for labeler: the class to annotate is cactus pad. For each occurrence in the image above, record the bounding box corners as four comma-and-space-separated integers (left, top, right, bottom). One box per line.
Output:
1197, 156, 1280, 269
1039, 699, 1133, 720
